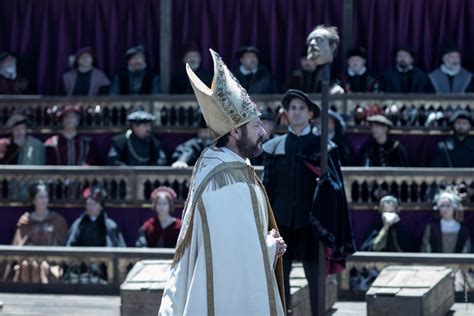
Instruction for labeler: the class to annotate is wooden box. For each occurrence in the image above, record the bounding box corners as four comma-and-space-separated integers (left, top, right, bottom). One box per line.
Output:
120, 260, 171, 316
366, 266, 454, 316
290, 263, 337, 315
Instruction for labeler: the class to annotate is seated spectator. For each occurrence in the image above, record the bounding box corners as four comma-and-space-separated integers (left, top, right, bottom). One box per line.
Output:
340, 48, 378, 93
60, 47, 110, 96
0, 114, 45, 165
313, 110, 354, 165
360, 195, 413, 252
429, 45, 473, 93
136, 186, 181, 248
66, 186, 126, 247
108, 110, 167, 166
3, 182, 68, 283
234, 46, 277, 94
360, 115, 410, 167
381, 46, 430, 93
45, 105, 97, 165
283, 53, 320, 93
170, 42, 212, 94
0, 51, 31, 94
250, 108, 276, 165
171, 114, 212, 168
431, 110, 474, 167
421, 190, 470, 253
110, 45, 160, 95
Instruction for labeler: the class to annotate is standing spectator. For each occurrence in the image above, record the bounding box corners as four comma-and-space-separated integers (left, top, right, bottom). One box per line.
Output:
421, 190, 470, 253
429, 45, 473, 93
234, 46, 278, 94
431, 110, 474, 167
0, 114, 45, 165
341, 48, 378, 93
360, 115, 410, 167
136, 186, 181, 248
361, 195, 413, 252
381, 47, 430, 93
110, 45, 160, 95
283, 54, 320, 93
170, 42, 212, 94
108, 110, 167, 166
171, 114, 212, 168
313, 110, 354, 165
66, 186, 126, 247
44, 105, 97, 165
4, 182, 68, 283
60, 47, 110, 96
0, 52, 31, 94
262, 89, 323, 314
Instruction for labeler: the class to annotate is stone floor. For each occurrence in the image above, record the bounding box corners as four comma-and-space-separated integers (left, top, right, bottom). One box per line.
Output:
0, 293, 473, 316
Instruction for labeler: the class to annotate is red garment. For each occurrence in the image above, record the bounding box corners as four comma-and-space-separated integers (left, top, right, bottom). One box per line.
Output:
142, 217, 181, 248
44, 134, 96, 165
0, 75, 30, 94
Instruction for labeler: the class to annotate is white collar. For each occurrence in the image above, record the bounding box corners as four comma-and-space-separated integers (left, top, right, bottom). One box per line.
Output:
288, 124, 311, 136
440, 218, 460, 233
239, 65, 258, 75
396, 64, 414, 73
347, 66, 367, 76
440, 64, 461, 76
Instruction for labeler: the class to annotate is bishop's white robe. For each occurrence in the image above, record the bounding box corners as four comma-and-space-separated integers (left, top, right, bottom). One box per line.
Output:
159, 147, 285, 315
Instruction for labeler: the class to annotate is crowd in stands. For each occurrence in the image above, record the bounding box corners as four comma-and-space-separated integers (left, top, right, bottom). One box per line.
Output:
1, 43, 474, 96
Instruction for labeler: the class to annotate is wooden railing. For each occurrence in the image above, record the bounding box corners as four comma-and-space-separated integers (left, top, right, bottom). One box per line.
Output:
0, 167, 473, 209
0, 246, 174, 294
0, 94, 472, 134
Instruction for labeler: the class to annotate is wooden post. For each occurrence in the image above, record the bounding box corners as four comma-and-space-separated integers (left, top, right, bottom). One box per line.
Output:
159, 0, 172, 93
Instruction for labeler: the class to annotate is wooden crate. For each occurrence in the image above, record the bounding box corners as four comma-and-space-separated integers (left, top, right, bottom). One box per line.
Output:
366, 266, 454, 316
120, 260, 171, 316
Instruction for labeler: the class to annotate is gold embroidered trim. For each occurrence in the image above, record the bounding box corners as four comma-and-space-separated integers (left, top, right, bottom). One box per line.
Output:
247, 183, 277, 316
172, 162, 254, 267
197, 198, 215, 316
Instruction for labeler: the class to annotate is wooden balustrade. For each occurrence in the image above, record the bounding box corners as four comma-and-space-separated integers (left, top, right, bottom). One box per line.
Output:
0, 246, 174, 294
0, 94, 473, 133
0, 166, 473, 209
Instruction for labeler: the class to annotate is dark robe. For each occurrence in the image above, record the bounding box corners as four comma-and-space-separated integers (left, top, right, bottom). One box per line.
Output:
431, 135, 474, 167
170, 66, 212, 94
283, 69, 321, 93
341, 70, 378, 93
108, 131, 167, 166
382, 67, 430, 93
111, 69, 159, 95
234, 65, 278, 94
361, 138, 410, 167
135, 217, 181, 248
424, 221, 470, 253
61, 68, 111, 96
428, 68, 474, 93
44, 134, 96, 165
360, 222, 414, 252
66, 211, 126, 247
171, 137, 210, 166
0, 74, 31, 94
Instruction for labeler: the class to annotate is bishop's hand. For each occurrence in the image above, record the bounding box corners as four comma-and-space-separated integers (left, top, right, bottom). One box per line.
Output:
269, 229, 287, 259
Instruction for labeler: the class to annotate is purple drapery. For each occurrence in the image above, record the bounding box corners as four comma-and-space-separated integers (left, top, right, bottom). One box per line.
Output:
352, 0, 474, 74
172, 0, 344, 89
0, 0, 161, 95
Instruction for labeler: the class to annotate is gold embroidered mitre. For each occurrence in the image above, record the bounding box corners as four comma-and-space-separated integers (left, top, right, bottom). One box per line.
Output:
186, 49, 260, 141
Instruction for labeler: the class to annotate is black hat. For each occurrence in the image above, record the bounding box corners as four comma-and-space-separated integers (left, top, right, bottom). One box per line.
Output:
328, 110, 346, 133
127, 110, 156, 123
236, 46, 260, 59
4, 114, 28, 129
126, 45, 146, 60
441, 43, 461, 57
394, 46, 416, 59
0, 51, 17, 63
260, 108, 274, 122
281, 89, 320, 118
347, 47, 367, 60
367, 114, 393, 127
449, 110, 472, 125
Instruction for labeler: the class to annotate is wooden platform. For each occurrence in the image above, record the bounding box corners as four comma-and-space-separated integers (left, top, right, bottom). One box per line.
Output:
0, 294, 472, 316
